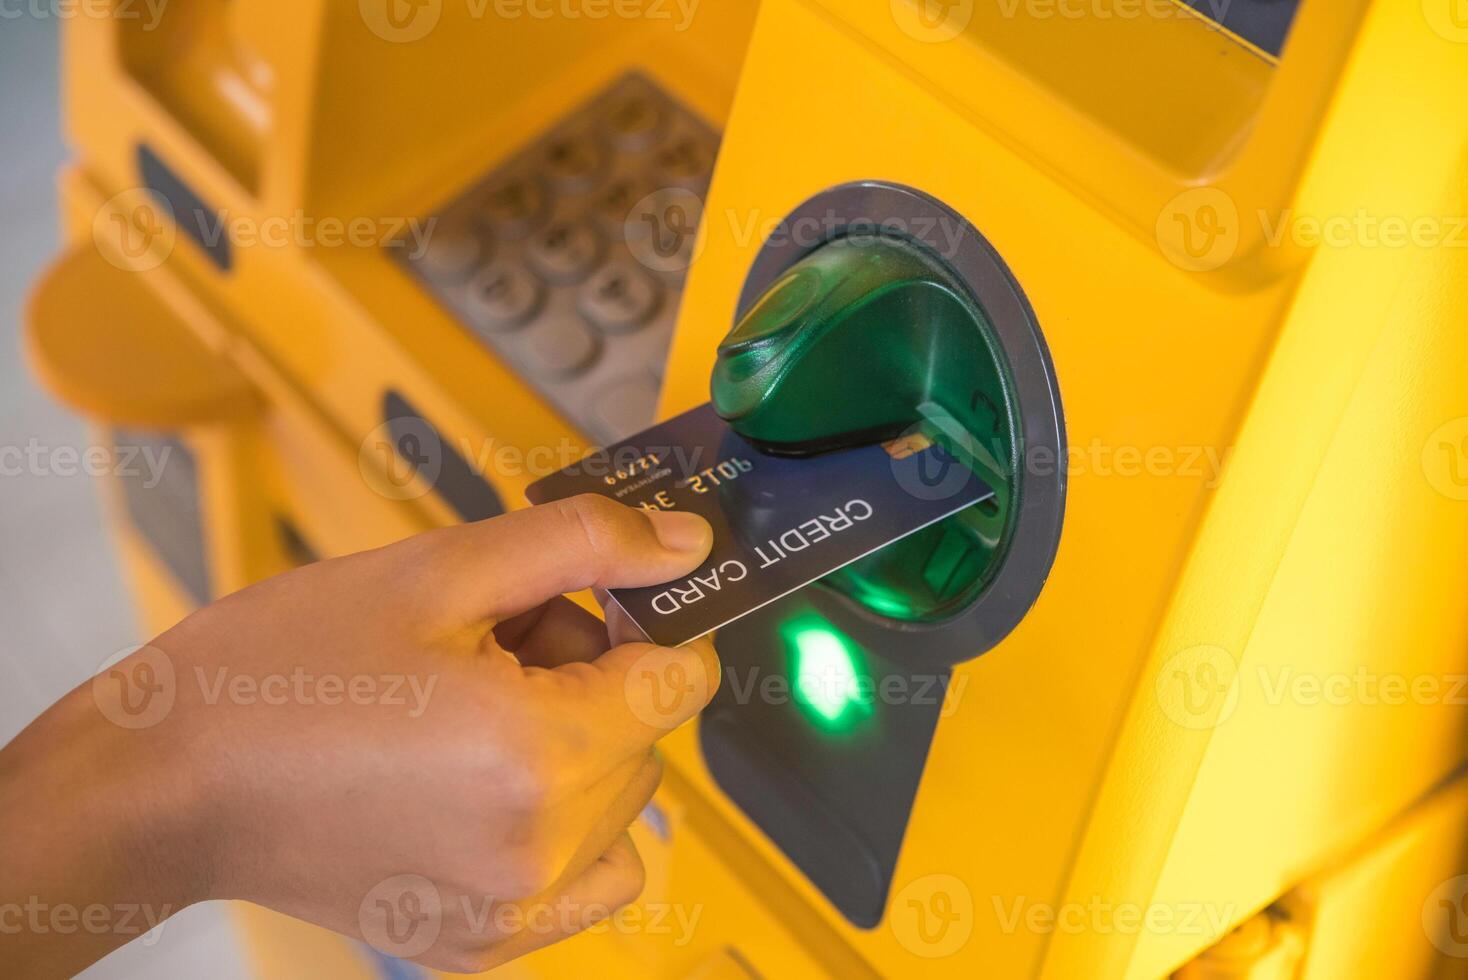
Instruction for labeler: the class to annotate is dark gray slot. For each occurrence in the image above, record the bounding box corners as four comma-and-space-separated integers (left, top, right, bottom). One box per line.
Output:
1182, 0, 1300, 57
137, 144, 232, 272
112, 429, 211, 605
382, 391, 505, 523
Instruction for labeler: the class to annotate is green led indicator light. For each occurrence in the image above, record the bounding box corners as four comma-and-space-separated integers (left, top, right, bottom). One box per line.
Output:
785, 620, 873, 731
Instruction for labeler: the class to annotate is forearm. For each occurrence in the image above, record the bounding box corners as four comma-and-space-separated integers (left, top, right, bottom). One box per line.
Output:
0, 677, 210, 978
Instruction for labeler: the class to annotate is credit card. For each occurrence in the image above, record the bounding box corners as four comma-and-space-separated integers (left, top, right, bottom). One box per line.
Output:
525, 402, 992, 646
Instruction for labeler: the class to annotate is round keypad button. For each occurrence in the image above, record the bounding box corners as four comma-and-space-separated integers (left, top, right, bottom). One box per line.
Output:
542, 133, 606, 193
525, 220, 602, 284
477, 175, 546, 239
602, 83, 665, 151
463, 260, 544, 332
578, 258, 663, 334
591, 175, 655, 239
522, 318, 601, 379
652, 135, 716, 189
624, 186, 703, 276
414, 216, 487, 284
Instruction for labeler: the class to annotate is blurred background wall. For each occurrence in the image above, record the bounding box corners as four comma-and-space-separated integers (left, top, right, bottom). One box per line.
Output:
0, 12, 248, 978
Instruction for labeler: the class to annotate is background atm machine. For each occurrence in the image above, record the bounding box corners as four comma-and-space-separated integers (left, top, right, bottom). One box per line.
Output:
23, 0, 1468, 976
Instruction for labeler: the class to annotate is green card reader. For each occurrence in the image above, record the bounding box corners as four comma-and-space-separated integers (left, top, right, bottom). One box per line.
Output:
711, 233, 1018, 622
697, 183, 1066, 928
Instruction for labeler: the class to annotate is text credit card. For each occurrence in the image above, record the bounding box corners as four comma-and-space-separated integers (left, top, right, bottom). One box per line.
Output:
526, 403, 992, 646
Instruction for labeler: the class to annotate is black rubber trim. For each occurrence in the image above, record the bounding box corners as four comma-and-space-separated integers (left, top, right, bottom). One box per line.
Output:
1182, 0, 1299, 58
137, 144, 232, 272
113, 429, 211, 605
700, 713, 887, 927
275, 515, 320, 566
382, 391, 506, 523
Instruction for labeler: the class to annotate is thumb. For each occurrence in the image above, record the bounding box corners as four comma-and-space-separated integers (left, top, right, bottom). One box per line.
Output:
410, 494, 712, 626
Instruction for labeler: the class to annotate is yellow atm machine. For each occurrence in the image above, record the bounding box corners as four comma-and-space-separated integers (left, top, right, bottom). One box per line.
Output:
24, 0, 1468, 976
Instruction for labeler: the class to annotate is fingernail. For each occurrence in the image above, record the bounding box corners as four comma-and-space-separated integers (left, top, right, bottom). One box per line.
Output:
647, 510, 712, 553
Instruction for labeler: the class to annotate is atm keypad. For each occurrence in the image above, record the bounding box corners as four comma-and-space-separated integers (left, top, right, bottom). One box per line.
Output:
401, 72, 717, 444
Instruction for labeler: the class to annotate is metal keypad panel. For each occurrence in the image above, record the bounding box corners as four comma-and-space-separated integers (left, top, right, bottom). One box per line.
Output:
401, 72, 718, 445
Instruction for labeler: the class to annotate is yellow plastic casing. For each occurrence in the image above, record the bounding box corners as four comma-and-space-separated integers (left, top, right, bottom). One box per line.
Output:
655, 0, 1468, 977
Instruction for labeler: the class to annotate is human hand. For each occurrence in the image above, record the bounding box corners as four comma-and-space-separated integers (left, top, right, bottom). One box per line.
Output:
0, 495, 717, 975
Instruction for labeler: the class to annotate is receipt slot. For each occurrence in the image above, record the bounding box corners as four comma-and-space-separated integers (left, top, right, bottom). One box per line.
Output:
700, 183, 1065, 926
